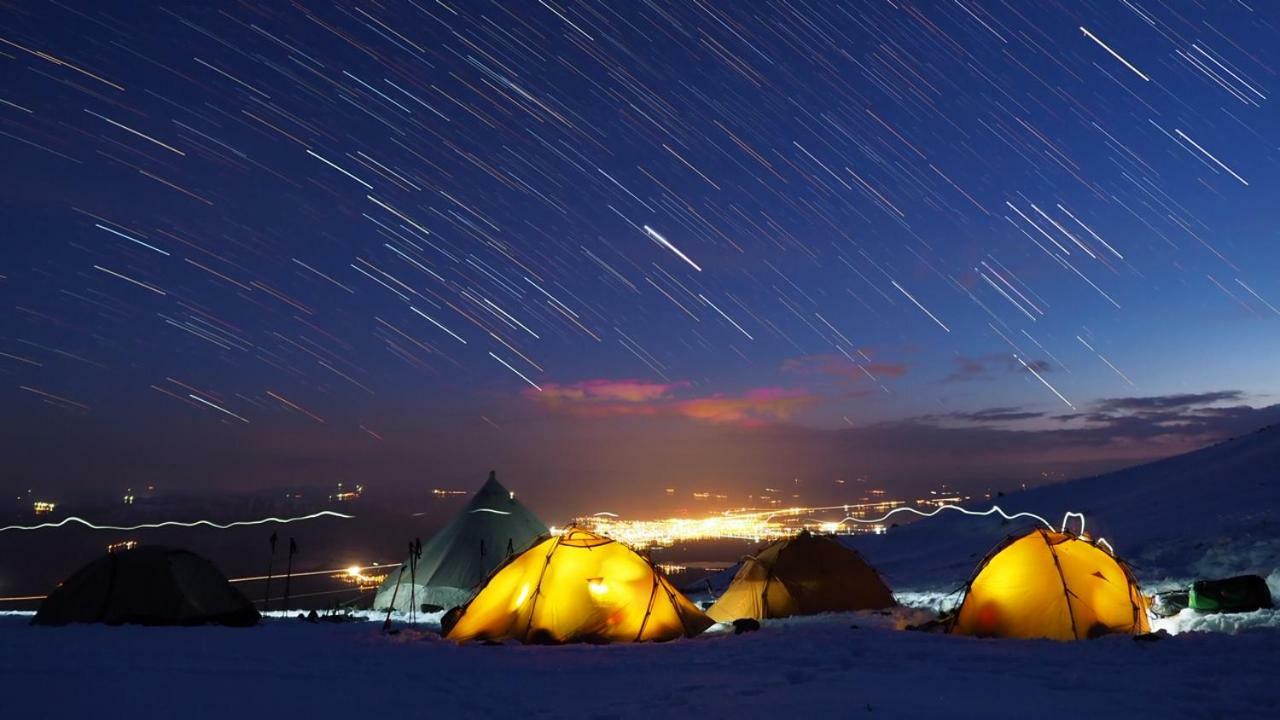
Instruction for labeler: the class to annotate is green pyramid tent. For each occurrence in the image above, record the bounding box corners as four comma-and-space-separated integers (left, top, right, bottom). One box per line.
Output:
33, 546, 259, 627
374, 471, 547, 613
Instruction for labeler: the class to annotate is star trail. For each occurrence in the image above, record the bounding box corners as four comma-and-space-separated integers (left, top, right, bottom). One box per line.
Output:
1, 1, 1278, 506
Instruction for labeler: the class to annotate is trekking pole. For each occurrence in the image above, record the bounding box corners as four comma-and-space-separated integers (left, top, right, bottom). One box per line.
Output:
282, 537, 297, 614
409, 537, 422, 627
263, 532, 278, 614
382, 562, 407, 633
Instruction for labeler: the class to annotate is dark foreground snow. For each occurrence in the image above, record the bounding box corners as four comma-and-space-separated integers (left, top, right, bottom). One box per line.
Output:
3, 610, 1278, 719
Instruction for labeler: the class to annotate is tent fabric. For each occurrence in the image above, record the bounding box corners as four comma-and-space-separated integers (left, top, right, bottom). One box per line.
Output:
445, 527, 713, 644
707, 532, 895, 622
374, 471, 547, 613
33, 546, 259, 627
951, 529, 1149, 640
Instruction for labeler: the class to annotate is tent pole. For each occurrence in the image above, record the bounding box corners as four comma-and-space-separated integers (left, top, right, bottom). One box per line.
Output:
263, 532, 277, 614
281, 537, 297, 614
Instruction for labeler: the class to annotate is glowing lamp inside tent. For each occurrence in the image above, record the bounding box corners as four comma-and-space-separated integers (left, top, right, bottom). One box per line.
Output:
587, 577, 609, 597
512, 583, 531, 611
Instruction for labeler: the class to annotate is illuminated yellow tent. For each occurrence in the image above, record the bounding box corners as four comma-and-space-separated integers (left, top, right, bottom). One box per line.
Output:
445, 527, 713, 644
707, 531, 895, 622
951, 528, 1149, 640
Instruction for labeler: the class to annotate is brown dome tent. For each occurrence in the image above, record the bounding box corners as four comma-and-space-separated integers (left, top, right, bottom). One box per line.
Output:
950, 528, 1149, 640
445, 527, 712, 644
706, 531, 895, 622
33, 546, 260, 627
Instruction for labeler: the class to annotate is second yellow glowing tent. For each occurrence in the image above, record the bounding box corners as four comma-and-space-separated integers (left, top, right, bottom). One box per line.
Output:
951, 528, 1149, 640
445, 527, 712, 643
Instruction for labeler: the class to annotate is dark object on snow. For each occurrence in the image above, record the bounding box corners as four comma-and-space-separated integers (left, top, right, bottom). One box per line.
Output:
1150, 590, 1190, 618
1189, 575, 1273, 613
440, 605, 464, 636
905, 616, 951, 634
306, 609, 320, 623
33, 546, 259, 627
731, 618, 761, 634
422, 603, 444, 613
1134, 630, 1169, 643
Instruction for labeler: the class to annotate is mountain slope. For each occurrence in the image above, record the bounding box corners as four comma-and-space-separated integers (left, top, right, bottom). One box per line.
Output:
849, 424, 1280, 592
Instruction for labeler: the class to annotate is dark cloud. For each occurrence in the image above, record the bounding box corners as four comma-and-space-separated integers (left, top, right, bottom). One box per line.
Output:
1093, 391, 1244, 413
951, 407, 1047, 423
942, 354, 1050, 383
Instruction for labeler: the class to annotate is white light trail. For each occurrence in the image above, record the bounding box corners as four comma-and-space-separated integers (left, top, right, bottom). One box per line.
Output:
1081, 27, 1150, 82
891, 280, 950, 332
1015, 353, 1075, 409
1057, 204, 1123, 260
1007, 201, 1071, 255
306, 149, 373, 189
1235, 279, 1280, 316
188, 394, 250, 423
410, 306, 467, 344
95, 224, 169, 256
94, 265, 166, 295
489, 351, 542, 391
834, 504, 1110, 551
643, 225, 702, 272
698, 293, 753, 339
1174, 129, 1249, 186
1077, 336, 1135, 386
0, 510, 353, 533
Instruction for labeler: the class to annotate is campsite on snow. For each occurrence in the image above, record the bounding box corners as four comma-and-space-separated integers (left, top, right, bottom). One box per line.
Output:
4, 3, 1280, 716
4, 424, 1279, 717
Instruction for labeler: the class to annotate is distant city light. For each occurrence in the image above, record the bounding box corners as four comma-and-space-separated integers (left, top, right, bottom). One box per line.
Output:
568, 498, 931, 550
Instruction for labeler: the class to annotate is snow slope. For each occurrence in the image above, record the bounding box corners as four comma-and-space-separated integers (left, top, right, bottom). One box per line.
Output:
845, 424, 1280, 596
3, 610, 1279, 720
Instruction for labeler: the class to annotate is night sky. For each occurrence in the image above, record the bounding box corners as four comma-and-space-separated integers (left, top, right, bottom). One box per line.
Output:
2, 1, 1278, 514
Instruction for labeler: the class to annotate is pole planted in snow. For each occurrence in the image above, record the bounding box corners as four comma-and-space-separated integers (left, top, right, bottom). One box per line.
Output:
281, 537, 297, 614
263, 532, 278, 613
382, 562, 406, 633
409, 537, 422, 627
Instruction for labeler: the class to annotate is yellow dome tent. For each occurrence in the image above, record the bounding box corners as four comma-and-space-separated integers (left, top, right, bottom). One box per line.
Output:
707, 531, 895, 622
444, 527, 713, 644
951, 528, 1150, 640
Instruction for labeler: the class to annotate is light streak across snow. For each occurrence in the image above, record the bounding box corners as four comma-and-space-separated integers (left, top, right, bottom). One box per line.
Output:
0, 510, 353, 533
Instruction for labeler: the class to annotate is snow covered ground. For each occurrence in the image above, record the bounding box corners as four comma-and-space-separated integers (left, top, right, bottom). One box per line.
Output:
3, 608, 1278, 719
3, 427, 1279, 718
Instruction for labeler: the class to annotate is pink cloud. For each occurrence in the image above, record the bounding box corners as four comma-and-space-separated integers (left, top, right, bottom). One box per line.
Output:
526, 379, 815, 428
674, 388, 816, 427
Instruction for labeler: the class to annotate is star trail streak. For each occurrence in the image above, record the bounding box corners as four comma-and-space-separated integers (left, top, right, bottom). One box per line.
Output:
0, 0, 1276, 489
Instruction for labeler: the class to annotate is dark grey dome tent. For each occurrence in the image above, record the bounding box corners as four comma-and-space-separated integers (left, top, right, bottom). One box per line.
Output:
33, 546, 260, 627
374, 471, 547, 613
